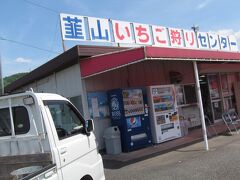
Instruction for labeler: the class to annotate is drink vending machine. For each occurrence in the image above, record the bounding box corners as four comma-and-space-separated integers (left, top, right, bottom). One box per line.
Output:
147, 85, 181, 143
108, 88, 152, 152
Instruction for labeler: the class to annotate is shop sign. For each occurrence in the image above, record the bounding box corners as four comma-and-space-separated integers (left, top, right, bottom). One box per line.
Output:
197, 32, 210, 49
60, 14, 87, 41
208, 33, 220, 50
60, 13, 239, 52
168, 27, 184, 48
112, 20, 134, 44
152, 25, 169, 47
88, 17, 111, 43
183, 30, 197, 49
219, 35, 230, 51
228, 35, 239, 51
133, 23, 152, 45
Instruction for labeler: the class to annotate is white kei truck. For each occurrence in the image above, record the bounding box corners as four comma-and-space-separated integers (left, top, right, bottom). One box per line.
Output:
0, 91, 105, 180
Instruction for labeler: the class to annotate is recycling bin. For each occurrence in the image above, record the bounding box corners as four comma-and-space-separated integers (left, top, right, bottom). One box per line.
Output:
103, 126, 122, 155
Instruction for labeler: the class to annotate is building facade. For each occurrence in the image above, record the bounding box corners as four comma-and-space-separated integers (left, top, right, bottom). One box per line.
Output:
6, 45, 240, 150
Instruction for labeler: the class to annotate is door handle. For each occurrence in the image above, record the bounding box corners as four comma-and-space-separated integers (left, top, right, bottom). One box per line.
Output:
60, 147, 67, 155
44, 170, 55, 178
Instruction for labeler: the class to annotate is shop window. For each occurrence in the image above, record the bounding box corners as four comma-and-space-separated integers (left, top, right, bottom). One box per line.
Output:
208, 74, 220, 99
227, 73, 238, 95
175, 84, 197, 105
176, 85, 184, 105
212, 100, 223, 120
223, 97, 235, 110
221, 74, 229, 96
220, 73, 238, 111
0, 106, 30, 137
184, 84, 197, 104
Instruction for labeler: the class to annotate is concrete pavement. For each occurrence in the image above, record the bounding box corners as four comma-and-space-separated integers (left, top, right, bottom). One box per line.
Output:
102, 121, 235, 169
104, 134, 240, 180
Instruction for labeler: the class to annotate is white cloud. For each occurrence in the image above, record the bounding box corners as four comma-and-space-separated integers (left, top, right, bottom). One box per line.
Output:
210, 29, 240, 39
15, 57, 32, 63
209, 29, 240, 48
212, 29, 234, 35
197, 0, 213, 10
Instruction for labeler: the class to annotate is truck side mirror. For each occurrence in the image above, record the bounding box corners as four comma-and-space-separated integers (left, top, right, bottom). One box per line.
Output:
85, 119, 94, 135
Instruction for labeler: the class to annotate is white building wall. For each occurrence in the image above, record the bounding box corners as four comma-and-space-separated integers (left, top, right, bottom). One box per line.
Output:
55, 65, 82, 97
36, 75, 56, 93
15, 64, 89, 119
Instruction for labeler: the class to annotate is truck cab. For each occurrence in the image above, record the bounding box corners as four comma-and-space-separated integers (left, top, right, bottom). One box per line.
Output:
0, 91, 105, 180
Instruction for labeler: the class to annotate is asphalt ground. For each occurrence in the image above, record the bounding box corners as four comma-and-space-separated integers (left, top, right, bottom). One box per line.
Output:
104, 134, 240, 180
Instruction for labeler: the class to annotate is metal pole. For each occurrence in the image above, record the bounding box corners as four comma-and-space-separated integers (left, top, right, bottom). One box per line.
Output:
0, 54, 4, 95
59, 14, 67, 52
61, 39, 67, 52
193, 61, 209, 151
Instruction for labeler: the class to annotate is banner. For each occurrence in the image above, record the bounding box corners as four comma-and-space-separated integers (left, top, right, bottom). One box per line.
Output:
60, 13, 239, 52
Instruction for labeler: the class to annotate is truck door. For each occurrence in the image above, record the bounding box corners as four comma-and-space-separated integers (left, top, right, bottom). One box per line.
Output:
44, 100, 96, 180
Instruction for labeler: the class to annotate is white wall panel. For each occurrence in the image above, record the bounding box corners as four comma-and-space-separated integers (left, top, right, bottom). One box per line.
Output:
14, 64, 89, 118
55, 65, 82, 98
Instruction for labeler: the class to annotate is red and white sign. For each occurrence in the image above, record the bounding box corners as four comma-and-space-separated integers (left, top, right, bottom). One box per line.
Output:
88, 17, 111, 43
152, 26, 169, 47
60, 13, 239, 52
219, 35, 230, 51
168, 28, 184, 48
208, 33, 220, 50
183, 30, 197, 49
133, 23, 152, 45
229, 35, 239, 52
197, 32, 210, 49
112, 20, 134, 44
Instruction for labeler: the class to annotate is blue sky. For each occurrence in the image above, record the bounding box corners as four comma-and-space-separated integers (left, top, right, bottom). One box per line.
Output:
1, 0, 240, 77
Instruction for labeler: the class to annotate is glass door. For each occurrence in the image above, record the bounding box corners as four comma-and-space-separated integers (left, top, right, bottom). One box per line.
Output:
207, 74, 223, 121
221, 73, 237, 112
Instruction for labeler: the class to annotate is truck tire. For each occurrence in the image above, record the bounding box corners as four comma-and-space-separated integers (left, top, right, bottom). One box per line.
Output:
81, 175, 93, 180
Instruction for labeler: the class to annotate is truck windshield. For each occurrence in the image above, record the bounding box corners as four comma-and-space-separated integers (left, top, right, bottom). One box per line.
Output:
44, 100, 85, 139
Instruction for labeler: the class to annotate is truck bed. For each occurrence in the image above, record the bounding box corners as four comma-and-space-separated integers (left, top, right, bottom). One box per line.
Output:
0, 153, 52, 180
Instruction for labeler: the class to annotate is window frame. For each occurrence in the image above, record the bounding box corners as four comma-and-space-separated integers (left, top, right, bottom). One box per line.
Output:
43, 100, 86, 140
0, 106, 31, 137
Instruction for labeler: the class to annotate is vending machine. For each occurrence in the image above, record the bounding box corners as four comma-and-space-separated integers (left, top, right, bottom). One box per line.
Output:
147, 85, 181, 143
108, 88, 152, 152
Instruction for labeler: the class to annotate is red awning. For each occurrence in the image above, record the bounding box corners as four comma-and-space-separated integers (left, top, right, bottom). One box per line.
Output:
80, 47, 146, 78
145, 46, 240, 60
80, 46, 240, 78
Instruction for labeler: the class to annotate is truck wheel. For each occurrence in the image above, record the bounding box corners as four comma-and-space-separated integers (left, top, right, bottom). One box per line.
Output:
81, 175, 93, 180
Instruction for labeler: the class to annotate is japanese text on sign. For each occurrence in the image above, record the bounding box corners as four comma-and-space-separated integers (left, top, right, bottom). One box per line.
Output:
60, 13, 239, 52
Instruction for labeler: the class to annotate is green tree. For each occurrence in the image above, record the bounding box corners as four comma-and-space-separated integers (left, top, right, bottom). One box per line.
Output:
3, 72, 28, 87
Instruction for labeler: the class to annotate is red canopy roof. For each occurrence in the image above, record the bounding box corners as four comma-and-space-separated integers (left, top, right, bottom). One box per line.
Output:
80, 46, 240, 78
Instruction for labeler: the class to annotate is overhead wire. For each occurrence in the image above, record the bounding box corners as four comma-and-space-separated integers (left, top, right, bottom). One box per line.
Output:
0, 36, 60, 54
47, 18, 60, 59
23, 0, 59, 14
1, 1, 65, 55
20, 0, 62, 54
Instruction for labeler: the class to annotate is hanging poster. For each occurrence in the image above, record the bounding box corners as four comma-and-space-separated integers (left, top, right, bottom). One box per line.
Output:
87, 91, 110, 119
208, 75, 220, 99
